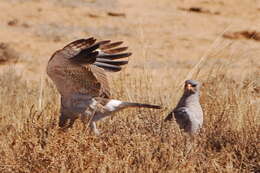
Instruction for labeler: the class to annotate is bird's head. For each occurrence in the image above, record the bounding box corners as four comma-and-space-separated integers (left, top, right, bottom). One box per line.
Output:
184, 80, 201, 94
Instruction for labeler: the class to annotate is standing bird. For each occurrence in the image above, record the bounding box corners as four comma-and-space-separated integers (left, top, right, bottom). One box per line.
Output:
165, 80, 203, 134
47, 37, 161, 135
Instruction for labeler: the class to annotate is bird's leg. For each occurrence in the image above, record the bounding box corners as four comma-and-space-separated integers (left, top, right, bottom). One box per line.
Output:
81, 112, 100, 135
87, 107, 99, 135
67, 117, 77, 128
90, 121, 100, 135
59, 113, 70, 128
82, 105, 100, 135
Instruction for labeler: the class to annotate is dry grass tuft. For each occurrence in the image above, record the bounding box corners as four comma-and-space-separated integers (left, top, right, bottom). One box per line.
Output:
0, 63, 259, 172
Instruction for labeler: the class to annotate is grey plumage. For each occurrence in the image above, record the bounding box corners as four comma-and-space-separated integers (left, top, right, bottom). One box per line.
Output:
165, 80, 203, 134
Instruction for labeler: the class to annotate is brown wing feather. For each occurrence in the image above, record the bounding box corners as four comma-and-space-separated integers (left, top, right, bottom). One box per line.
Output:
47, 38, 102, 98
90, 65, 111, 98
47, 37, 132, 100
47, 54, 101, 98
62, 37, 96, 58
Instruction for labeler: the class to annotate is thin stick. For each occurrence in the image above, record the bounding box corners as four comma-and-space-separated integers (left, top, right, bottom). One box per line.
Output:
38, 73, 45, 111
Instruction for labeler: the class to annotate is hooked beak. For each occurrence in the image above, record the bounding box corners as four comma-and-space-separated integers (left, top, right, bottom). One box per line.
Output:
187, 84, 192, 90
186, 84, 195, 92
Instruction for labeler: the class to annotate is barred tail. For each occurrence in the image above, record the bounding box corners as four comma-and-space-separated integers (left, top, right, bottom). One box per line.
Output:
122, 102, 161, 109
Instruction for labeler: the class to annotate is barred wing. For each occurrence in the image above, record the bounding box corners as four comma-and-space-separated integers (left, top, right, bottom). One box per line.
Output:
47, 37, 132, 98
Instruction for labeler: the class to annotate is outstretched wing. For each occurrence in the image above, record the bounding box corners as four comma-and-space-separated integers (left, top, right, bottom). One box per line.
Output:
47, 37, 131, 99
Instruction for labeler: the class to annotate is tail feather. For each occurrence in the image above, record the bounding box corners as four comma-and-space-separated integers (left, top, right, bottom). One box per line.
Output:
122, 102, 162, 109
102, 99, 161, 113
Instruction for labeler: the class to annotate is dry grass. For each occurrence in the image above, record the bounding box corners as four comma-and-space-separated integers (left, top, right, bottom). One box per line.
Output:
0, 59, 259, 173
0, 0, 260, 172
0, 43, 19, 64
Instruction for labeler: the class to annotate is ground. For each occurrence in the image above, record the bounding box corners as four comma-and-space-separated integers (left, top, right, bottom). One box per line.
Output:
0, 0, 259, 172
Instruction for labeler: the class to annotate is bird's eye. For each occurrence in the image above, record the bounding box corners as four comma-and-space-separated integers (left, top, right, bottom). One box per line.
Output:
191, 84, 197, 87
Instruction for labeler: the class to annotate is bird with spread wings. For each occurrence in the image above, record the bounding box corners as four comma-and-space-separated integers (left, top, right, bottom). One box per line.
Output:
47, 37, 161, 135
